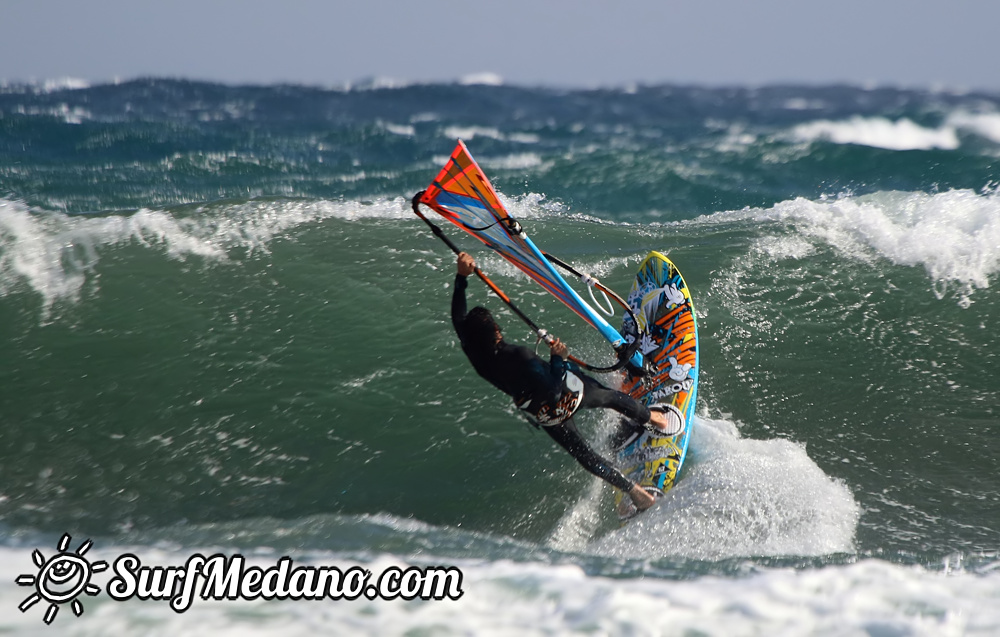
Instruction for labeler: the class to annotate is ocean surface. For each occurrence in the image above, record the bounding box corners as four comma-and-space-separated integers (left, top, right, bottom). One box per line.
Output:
1, 78, 999, 635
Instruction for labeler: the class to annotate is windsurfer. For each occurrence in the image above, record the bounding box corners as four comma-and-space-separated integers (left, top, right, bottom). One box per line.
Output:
452, 252, 681, 514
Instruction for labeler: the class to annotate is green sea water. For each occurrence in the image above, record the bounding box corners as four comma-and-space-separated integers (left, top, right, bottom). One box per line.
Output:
1, 79, 999, 635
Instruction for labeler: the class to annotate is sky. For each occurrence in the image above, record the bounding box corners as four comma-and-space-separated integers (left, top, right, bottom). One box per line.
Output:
2, 0, 999, 90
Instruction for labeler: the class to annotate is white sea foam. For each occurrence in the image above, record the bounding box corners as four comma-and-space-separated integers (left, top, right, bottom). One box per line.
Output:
714, 124, 759, 153
378, 121, 416, 137
11, 102, 92, 124
344, 76, 414, 91
443, 126, 505, 141
42, 78, 91, 92
0, 77, 91, 94
1, 543, 998, 636
705, 188, 1000, 306
458, 72, 504, 86
442, 126, 539, 144
772, 189, 1000, 306
782, 97, 827, 111
160, 151, 263, 173
550, 416, 859, 560
946, 110, 1000, 144
792, 116, 960, 150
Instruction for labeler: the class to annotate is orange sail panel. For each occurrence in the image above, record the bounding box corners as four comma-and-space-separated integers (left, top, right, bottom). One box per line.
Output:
419, 141, 629, 350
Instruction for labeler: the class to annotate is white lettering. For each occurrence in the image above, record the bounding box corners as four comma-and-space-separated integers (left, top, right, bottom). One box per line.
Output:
107, 554, 140, 600
100, 553, 464, 610
201, 554, 242, 600
170, 555, 206, 612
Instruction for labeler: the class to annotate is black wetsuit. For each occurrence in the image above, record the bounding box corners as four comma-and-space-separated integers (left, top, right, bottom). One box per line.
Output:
452, 274, 650, 492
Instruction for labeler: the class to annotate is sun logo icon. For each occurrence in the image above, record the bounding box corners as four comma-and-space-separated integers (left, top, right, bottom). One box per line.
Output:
16, 533, 108, 624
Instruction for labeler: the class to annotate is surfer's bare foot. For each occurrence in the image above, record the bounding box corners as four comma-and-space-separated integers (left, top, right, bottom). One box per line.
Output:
648, 410, 670, 431
628, 483, 656, 511
647, 404, 685, 436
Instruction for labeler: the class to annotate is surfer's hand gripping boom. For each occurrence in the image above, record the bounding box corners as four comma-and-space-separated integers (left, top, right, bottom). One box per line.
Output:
548, 337, 569, 358
456, 251, 476, 277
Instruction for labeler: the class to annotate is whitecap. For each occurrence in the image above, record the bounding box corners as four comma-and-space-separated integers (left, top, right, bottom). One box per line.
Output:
946, 110, 1000, 144
578, 416, 859, 560
700, 188, 1000, 306
458, 72, 504, 86
791, 116, 960, 151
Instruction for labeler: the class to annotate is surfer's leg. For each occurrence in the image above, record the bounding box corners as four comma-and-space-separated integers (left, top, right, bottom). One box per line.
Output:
578, 376, 651, 422
541, 419, 634, 492
608, 417, 646, 450
544, 419, 656, 515
578, 376, 676, 433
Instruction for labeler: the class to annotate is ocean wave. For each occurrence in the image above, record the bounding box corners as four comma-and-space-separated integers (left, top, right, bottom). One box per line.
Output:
338, 76, 415, 91
946, 110, 1000, 144
335, 73, 503, 92
7, 102, 92, 124
441, 126, 540, 143
791, 116, 961, 151
458, 72, 504, 86
0, 198, 413, 314
700, 188, 1000, 306
779, 189, 999, 306
790, 110, 1000, 151
0, 77, 91, 95
377, 121, 416, 137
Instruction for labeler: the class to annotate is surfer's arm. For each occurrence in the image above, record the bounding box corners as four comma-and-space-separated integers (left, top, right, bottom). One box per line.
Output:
451, 252, 475, 332
451, 273, 469, 332
548, 338, 568, 383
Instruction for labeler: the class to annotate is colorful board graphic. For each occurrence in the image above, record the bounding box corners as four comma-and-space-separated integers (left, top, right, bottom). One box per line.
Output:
614, 251, 699, 517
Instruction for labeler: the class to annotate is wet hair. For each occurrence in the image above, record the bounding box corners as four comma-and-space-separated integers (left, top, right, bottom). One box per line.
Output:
463, 306, 502, 355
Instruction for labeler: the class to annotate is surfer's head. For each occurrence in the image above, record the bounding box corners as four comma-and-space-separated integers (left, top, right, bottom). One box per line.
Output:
464, 306, 502, 352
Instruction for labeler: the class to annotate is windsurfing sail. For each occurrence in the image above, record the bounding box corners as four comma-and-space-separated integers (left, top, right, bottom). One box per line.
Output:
417, 140, 643, 369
